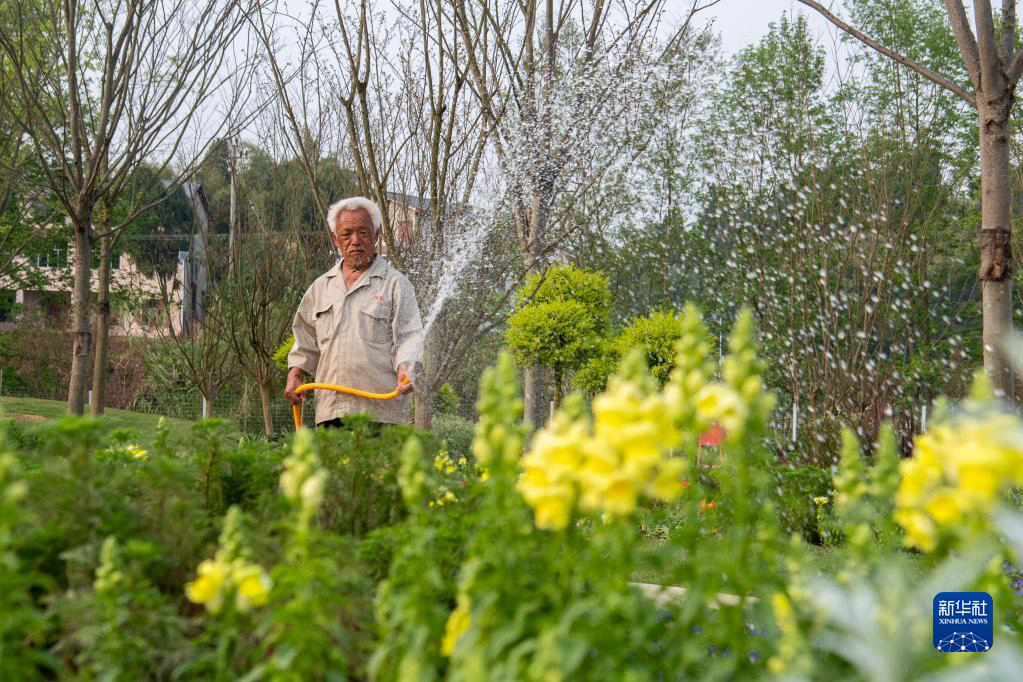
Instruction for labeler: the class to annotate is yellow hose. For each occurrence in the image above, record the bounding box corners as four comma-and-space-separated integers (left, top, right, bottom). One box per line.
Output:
291, 380, 407, 429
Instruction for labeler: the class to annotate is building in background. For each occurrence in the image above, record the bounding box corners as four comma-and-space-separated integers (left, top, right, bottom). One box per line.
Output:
0, 181, 211, 337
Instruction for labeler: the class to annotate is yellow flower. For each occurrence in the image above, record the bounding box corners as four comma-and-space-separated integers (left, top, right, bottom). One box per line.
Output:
529, 486, 574, 531
767, 592, 802, 674
923, 490, 962, 525
434, 452, 457, 474
94, 538, 124, 593
614, 422, 661, 476
300, 469, 328, 511
894, 509, 936, 552
772, 592, 793, 620
592, 381, 638, 433
280, 468, 303, 501
185, 509, 271, 615
520, 456, 560, 492
956, 465, 1001, 503
126, 444, 147, 460
528, 429, 583, 480
185, 559, 230, 613
441, 597, 471, 657
233, 562, 272, 611
281, 435, 329, 513
599, 474, 638, 516
895, 409, 1023, 551
694, 384, 747, 434
514, 315, 771, 530
647, 457, 686, 501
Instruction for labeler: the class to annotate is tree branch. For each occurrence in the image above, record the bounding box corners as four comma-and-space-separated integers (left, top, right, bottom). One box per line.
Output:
973, 0, 1003, 89
1009, 50, 1023, 83
796, 0, 976, 107
1002, 0, 1016, 65
943, 0, 981, 91
1007, 0, 1023, 83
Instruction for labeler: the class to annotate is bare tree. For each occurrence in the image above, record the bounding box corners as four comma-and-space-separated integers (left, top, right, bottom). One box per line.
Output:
0, 126, 56, 290
203, 200, 319, 436
796, 0, 1020, 397
151, 277, 240, 420
0, 5, 53, 291
252, 0, 503, 429
447, 0, 713, 424
253, 0, 711, 428
0, 0, 256, 414
332, 0, 502, 429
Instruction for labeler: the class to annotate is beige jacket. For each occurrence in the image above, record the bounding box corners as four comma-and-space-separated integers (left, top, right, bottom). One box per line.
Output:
288, 256, 424, 424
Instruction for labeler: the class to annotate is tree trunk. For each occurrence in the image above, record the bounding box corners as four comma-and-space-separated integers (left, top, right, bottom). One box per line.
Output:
414, 321, 442, 430
258, 379, 273, 436
91, 227, 113, 416
67, 220, 93, 415
414, 383, 436, 431
202, 388, 215, 418
523, 364, 547, 429
228, 141, 239, 278
977, 94, 1015, 399
552, 365, 563, 410
521, 246, 547, 428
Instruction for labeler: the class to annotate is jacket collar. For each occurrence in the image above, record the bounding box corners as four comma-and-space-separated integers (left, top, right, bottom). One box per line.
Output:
326, 255, 387, 294
325, 254, 387, 280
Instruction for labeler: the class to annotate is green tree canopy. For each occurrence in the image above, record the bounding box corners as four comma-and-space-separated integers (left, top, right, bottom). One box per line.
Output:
505, 265, 611, 405
574, 310, 690, 395
117, 165, 196, 280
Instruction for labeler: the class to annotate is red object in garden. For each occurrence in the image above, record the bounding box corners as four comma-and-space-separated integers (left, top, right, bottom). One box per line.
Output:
679, 480, 692, 488
698, 424, 725, 447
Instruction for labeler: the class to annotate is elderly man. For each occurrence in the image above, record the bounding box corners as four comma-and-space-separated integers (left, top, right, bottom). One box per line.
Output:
284, 196, 424, 426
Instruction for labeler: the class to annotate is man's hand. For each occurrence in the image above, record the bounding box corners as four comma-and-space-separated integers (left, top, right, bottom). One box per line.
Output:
396, 364, 415, 395
284, 368, 308, 405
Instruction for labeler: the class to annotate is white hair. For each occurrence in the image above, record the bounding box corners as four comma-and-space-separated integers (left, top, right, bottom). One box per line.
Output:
326, 196, 383, 235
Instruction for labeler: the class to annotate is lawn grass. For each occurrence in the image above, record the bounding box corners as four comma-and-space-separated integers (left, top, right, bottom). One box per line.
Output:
0, 395, 211, 447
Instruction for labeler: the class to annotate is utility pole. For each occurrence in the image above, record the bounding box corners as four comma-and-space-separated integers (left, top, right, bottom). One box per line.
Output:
227, 137, 246, 277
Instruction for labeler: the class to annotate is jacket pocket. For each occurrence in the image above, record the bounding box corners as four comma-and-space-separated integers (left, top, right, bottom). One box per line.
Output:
314, 302, 334, 346
358, 300, 391, 344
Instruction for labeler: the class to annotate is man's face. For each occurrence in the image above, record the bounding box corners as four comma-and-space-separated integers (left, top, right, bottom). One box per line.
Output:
333, 208, 376, 269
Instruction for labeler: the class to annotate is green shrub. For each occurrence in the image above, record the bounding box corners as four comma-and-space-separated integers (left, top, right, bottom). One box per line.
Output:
517, 265, 612, 313
575, 309, 689, 394
432, 413, 474, 459
506, 265, 612, 404
272, 334, 294, 371
0, 428, 58, 680
358, 523, 411, 581
311, 415, 444, 537
434, 382, 460, 415
770, 463, 834, 544
505, 302, 603, 399
0, 409, 445, 679
59, 537, 187, 680
4, 307, 1023, 680
374, 309, 1023, 681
